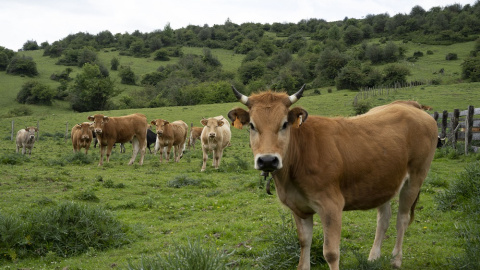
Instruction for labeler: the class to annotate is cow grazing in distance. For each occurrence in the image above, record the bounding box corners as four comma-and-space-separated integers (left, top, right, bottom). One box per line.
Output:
71, 122, 94, 154
16, 126, 38, 155
88, 113, 148, 166
187, 123, 203, 150
200, 116, 231, 172
151, 119, 188, 162
228, 86, 438, 270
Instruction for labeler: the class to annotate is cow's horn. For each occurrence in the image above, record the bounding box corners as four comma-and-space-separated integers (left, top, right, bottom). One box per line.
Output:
288, 84, 305, 105
231, 85, 249, 106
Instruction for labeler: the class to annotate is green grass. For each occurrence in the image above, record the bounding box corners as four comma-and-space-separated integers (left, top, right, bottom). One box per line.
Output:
0, 41, 479, 269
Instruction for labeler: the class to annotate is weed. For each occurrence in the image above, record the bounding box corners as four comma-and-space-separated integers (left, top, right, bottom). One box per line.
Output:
74, 188, 100, 202
126, 239, 233, 270
0, 153, 29, 165
257, 212, 326, 269
167, 174, 202, 188
343, 251, 391, 270
66, 152, 93, 164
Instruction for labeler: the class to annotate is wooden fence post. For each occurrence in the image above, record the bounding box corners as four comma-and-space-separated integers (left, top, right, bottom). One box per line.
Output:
36, 120, 40, 140
465, 105, 474, 155
451, 109, 459, 149
441, 110, 448, 139
11, 120, 14, 141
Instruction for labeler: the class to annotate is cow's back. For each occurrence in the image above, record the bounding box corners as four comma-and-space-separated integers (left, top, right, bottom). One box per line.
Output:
104, 113, 148, 143
16, 129, 27, 145
171, 120, 188, 144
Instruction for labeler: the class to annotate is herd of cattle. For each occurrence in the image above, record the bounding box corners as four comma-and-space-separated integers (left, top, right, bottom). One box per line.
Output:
15, 113, 232, 171
14, 85, 442, 270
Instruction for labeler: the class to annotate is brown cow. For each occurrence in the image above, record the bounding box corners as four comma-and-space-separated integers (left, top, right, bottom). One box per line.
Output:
16, 126, 38, 155
200, 116, 231, 172
88, 113, 148, 166
151, 119, 188, 162
228, 86, 438, 270
187, 123, 203, 150
71, 122, 94, 154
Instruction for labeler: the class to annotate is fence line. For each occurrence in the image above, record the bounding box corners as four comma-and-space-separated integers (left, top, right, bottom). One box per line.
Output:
432, 105, 480, 154
353, 80, 431, 105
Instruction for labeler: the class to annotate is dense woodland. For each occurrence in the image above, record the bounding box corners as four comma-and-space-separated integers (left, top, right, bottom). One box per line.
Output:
1, 2, 480, 112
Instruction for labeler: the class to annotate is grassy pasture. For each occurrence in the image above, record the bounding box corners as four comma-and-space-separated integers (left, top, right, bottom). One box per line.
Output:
1, 83, 479, 269
1, 40, 479, 269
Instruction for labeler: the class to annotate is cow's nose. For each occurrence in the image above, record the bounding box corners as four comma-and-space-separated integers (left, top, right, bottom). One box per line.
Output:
95, 129, 102, 134
209, 132, 216, 137
257, 155, 280, 172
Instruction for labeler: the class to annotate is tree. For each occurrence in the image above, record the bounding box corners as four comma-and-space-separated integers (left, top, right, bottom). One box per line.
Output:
111, 57, 119, 70
69, 63, 119, 112
17, 81, 55, 105
343, 25, 363, 45
336, 64, 365, 90
154, 49, 170, 61
22, 40, 39, 51
238, 61, 266, 84
6, 55, 38, 76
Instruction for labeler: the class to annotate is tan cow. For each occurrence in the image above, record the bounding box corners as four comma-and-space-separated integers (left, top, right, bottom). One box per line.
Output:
187, 123, 203, 150
200, 116, 231, 172
151, 119, 188, 162
71, 122, 94, 154
88, 113, 148, 166
16, 126, 38, 155
228, 85, 438, 270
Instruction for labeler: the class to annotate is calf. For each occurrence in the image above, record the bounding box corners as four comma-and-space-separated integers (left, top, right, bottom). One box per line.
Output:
71, 122, 94, 154
151, 119, 188, 162
88, 113, 148, 166
200, 116, 231, 171
16, 126, 38, 155
187, 123, 203, 150
146, 128, 157, 153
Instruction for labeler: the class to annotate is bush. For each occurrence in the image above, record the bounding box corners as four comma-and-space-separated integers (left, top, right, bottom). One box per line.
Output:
5, 106, 33, 117
111, 57, 119, 70
153, 49, 170, 61
382, 64, 411, 86
6, 55, 38, 77
461, 56, 480, 82
119, 66, 136, 85
16, 80, 55, 105
22, 40, 39, 51
336, 65, 365, 90
0, 202, 130, 260
353, 100, 372, 115
445, 53, 458, 60
413, 51, 424, 57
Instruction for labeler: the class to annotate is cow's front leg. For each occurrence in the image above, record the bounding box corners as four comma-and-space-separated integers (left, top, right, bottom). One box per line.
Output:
293, 213, 313, 270
213, 149, 223, 169
98, 145, 107, 166
318, 200, 343, 270
106, 143, 115, 163
201, 148, 208, 172
165, 144, 173, 162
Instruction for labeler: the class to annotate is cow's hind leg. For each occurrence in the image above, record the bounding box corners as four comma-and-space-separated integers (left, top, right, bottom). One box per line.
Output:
392, 172, 424, 268
369, 201, 392, 261
129, 138, 140, 165
138, 137, 146, 165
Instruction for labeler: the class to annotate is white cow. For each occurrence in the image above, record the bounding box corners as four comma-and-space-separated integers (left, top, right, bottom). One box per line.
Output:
16, 126, 38, 155
200, 116, 231, 171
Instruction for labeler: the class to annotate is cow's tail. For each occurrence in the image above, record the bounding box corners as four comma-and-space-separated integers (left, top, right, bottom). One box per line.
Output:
409, 191, 421, 226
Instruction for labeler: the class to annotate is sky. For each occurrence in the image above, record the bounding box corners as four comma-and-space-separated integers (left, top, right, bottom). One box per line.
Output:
1, 0, 477, 51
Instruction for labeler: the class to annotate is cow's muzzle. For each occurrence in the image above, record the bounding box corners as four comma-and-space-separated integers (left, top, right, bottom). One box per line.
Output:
209, 133, 216, 138
95, 129, 102, 135
256, 154, 281, 172
157, 131, 163, 137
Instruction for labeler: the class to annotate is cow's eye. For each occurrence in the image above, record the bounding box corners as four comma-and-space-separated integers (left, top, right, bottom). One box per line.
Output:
281, 121, 288, 130
249, 123, 255, 131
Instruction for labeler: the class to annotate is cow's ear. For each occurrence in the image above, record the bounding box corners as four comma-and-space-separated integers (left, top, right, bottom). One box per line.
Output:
76, 124, 82, 130
164, 121, 170, 125
200, 119, 208, 126
217, 120, 224, 127
25, 126, 29, 130
288, 107, 308, 128
228, 108, 249, 129
150, 120, 156, 126
103, 116, 109, 123
89, 125, 94, 130
88, 116, 94, 121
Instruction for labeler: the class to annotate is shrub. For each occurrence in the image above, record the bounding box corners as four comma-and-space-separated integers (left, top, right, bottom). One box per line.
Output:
6, 55, 39, 76
74, 188, 100, 202
22, 40, 39, 51
0, 202, 130, 260
153, 49, 170, 61
413, 51, 424, 57
461, 56, 480, 82
16, 80, 55, 105
167, 175, 202, 188
353, 100, 372, 115
336, 65, 365, 90
445, 53, 458, 60
382, 64, 411, 86
5, 106, 33, 117
111, 57, 119, 70
119, 66, 136, 85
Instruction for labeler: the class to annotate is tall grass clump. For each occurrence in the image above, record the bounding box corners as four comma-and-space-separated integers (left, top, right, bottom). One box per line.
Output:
126, 239, 233, 270
0, 153, 30, 165
0, 202, 131, 261
257, 213, 326, 269
436, 161, 480, 270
